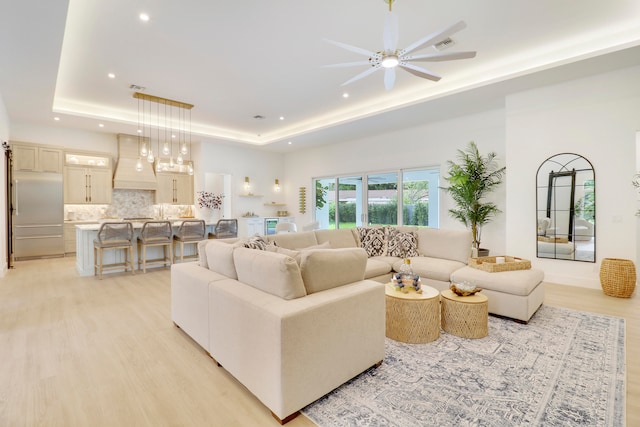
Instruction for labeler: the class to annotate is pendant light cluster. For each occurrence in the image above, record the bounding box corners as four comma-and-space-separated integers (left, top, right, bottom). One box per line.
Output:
134, 92, 194, 175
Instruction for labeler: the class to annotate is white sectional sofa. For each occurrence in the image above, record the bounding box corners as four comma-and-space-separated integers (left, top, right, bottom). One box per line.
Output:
171, 225, 544, 423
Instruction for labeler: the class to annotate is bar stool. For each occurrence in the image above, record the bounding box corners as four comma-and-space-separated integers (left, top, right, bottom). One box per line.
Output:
209, 219, 238, 239
173, 219, 206, 263
93, 222, 135, 279
137, 220, 173, 273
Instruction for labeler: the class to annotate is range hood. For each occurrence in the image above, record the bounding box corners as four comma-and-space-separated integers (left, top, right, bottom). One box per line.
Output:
113, 134, 157, 190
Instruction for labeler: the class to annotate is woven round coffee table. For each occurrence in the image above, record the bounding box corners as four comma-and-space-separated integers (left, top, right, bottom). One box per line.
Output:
440, 289, 488, 339
385, 283, 440, 343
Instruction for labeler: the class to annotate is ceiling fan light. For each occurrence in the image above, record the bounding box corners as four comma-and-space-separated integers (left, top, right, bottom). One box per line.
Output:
381, 55, 399, 68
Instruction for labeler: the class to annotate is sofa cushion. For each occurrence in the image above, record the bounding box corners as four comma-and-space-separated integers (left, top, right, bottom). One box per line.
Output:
205, 240, 244, 279
297, 241, 331, 251
198, 240, 210, 268
267, 231, 318, 249
300, 248, 367, 294
365, 258, 394, 280
385, 227, 419, 257
356, 227, 386, 257
265, 244, 302, 264
416, 228, 472, 264
314, 228, 358, 248
233, 247, 307, 300
398, 256, 467, 283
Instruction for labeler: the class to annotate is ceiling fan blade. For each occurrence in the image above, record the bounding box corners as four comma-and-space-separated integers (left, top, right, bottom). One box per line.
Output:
399, 63, 441, 82
341, 66, 380, 86
323, 60, 372, 68
384, 67, 396, 91
402, 51, 476, 62
401, 21, 468, 56
324, 38, 377, 57
383, 11, 399, 52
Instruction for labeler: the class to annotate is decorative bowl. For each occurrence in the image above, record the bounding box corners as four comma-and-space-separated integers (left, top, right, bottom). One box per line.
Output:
451, 281, 482, 296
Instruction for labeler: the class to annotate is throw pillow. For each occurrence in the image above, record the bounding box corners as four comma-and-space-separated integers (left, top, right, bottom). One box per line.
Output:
244, 234, 268, 250
386, 227, 419, 257
356, 227, 386, 257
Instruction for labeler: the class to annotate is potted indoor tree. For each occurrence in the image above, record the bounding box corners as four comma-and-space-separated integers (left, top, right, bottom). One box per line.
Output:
441, 141, 506, 257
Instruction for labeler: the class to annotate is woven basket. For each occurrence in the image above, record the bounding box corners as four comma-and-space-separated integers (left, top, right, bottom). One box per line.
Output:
600, 258, 636, 298
468, 255, 531, 272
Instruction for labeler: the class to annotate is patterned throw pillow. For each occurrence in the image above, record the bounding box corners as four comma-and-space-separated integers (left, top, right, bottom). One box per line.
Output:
356, 227, 386, 257
244, 234, 268, 250
386, 227, 419, 257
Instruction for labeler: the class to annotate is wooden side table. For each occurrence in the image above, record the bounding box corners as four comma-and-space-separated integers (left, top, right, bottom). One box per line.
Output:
385, 283, 440, 343
440, 289, 488, 339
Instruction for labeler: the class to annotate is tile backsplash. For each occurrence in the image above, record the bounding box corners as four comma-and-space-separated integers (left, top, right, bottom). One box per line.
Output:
65, 189, 192, 221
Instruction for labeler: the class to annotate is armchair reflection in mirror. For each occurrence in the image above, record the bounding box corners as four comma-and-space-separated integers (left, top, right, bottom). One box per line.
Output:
536, 153, 595, 262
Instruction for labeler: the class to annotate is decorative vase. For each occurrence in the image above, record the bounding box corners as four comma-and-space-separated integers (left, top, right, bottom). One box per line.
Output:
599, 258, 636, 298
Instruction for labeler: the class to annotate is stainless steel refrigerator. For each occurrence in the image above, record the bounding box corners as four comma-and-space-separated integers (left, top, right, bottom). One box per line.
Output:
12, 172, 64, 260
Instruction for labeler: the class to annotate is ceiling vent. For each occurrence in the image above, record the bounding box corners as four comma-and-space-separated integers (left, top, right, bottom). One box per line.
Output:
434, 37, 455, 51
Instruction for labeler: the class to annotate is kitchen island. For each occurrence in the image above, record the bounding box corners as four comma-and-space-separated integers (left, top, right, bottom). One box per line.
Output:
75, 220, 215, 276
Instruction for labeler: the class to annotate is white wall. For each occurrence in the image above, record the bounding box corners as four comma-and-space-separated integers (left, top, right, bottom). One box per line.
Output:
284, 109, 507, 254
195, 139, 286, 219
0, 94, 9, 277
506, 65, 640, 288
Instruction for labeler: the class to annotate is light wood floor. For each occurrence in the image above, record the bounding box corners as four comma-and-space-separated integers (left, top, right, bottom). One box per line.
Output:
1, 257, 637, 426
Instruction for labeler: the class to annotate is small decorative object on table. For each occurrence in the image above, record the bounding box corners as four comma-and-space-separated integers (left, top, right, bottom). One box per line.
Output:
392, 273, 422, 293
450, 281, 482, 296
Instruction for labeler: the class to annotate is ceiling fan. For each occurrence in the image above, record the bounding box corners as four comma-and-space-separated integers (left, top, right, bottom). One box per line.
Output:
324, 0, 476, 90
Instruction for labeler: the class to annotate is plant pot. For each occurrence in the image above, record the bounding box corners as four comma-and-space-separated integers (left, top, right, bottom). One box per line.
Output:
477, 248, 490, 257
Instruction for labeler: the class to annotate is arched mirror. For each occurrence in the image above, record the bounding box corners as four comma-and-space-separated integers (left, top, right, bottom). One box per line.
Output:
536, 153, 595, 262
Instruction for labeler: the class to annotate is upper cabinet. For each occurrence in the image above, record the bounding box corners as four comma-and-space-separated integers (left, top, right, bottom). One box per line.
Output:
12, 142, 63, 173
63, 151, 113, 204
155, 159, 194, 204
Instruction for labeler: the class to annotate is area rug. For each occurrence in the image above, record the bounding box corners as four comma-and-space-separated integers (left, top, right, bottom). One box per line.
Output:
302, 305, 625, 427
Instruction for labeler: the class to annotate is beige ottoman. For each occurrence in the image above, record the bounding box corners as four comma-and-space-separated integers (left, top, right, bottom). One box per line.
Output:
450, 266, 545, 323
440, 289, 488, 338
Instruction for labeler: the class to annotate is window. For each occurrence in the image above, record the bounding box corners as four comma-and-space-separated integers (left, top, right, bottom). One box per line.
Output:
313, 167, 439, 229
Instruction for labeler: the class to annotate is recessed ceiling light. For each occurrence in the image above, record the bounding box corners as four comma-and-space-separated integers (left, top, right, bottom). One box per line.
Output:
139, 13, 150, 22
279, 116, 284, 121
288, 141, 292, 145
137, 129, 142, 134
108, 73, 115, 79
98, 123, 104, 128
53, 117, 60, 121
342, 92, 349, 98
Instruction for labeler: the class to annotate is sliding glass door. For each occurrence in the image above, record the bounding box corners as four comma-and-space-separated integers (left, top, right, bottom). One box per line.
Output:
314, 167, 439, 229
367, 172, 398, 226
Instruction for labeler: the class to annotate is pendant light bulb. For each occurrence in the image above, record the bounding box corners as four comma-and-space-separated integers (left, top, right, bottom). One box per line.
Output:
135, 157, 143, 172
146, 150, 154, 163
177, 153, 183, 165
140, 142, 148, 156
180, 143, 188, 155
187, 164, 194, 175
162, 142, 170, 156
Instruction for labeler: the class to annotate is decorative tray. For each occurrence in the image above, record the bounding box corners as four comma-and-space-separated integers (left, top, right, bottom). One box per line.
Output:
468, 255, 531, 273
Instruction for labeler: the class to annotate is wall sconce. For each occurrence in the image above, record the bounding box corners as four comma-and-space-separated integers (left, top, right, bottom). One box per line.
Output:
274, 179, 281, 192
244, 176, 251, 192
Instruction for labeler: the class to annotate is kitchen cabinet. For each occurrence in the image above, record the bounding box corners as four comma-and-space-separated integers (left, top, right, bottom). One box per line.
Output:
64, 167, 112, 204
238, 217, 264, 237
12, 142, 63, 173
64, 221, 98, 254
156, 173, 193, 204
63, 152, 112, 204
